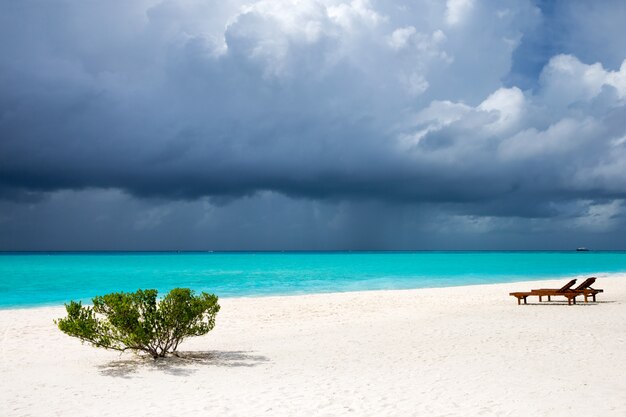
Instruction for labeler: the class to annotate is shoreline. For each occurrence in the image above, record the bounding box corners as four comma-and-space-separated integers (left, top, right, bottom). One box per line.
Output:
2, 276, 625, 416
2, 271, 625, 311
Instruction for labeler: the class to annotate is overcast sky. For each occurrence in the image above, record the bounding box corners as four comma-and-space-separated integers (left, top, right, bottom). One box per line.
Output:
1, 0, 626, 250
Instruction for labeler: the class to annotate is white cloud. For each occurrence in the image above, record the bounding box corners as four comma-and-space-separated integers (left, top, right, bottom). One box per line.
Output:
220, 0, 389, 78
540, 54, 626, 109
606, 59, 626, 97
388, 26, 417, 51
478, 87, 525, 133
393, 48, 626, 211
445, 0, 475, 26
415, 100, 472, 126
327, 0, 385, 29
397, 100, 471, 149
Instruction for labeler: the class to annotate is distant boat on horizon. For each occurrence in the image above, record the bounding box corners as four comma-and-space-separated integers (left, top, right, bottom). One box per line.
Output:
576, 247, 590, 252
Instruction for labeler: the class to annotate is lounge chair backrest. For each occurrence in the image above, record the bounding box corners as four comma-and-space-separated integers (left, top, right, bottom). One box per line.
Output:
574, 277, 596, 290
558, 279, 577, 292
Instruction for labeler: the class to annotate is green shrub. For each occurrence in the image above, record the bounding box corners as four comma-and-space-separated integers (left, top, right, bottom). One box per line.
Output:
56, 288, 220, 359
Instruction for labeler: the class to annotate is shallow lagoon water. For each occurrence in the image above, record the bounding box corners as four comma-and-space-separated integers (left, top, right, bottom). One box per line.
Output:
1, 251, 625, 308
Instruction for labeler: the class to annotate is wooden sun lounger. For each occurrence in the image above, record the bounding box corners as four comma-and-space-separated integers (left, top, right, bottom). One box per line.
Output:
510, 279, 579, 305
577, 278, 604, 302
533, 277, 603, 303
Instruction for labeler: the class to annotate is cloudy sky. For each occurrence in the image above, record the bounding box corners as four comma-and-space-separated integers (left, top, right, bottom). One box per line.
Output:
1, 0, 626, 250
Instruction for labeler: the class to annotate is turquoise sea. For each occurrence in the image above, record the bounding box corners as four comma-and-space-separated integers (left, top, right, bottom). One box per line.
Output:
1, 251, 625, 308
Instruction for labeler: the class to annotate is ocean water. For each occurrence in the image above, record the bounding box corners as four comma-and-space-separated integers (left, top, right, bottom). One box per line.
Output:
1, 251, 625, 308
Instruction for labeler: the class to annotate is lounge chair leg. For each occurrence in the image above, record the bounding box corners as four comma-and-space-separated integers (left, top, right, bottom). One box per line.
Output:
547, 295, 551, 302
524, 297, 527, 305
517, 298, 520, 305
593, 294, 596, 302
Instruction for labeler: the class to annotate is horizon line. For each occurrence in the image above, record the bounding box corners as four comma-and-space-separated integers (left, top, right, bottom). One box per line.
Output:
1, 249, 623, 254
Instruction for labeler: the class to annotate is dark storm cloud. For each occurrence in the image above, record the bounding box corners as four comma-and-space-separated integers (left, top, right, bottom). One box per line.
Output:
1, 0, 626, 250
2, 189, 624, 251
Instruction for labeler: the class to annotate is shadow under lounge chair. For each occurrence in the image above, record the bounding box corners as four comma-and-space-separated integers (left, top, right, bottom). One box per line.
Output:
509, 279, 579, 305
533, 277, 603, 303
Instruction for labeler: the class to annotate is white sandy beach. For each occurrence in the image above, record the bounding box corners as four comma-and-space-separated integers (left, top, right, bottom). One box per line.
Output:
1, 276, 626, 417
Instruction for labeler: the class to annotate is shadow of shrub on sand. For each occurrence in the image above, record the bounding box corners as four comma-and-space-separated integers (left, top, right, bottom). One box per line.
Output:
98, 350, 269, 378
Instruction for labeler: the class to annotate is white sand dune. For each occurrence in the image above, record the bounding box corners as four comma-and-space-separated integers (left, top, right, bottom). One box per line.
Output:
1, 276, 626, 417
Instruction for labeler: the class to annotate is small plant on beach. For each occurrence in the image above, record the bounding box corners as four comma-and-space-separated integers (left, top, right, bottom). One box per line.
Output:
56, 288, 220, 359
